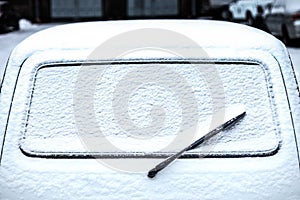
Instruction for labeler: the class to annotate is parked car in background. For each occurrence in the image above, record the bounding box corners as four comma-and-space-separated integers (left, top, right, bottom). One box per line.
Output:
229, 0, 274, 24
265, 0, 300, 45
0, 20, 299, 199
0, 1, 19, 33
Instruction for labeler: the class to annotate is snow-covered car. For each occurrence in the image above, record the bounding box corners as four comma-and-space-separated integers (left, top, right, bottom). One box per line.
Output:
0, 20, 300, 199
265, 0, 300, 44
229, 0, 274, 24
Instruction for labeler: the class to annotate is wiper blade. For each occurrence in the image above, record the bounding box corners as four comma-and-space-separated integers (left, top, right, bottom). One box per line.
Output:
147, 104, 246, 178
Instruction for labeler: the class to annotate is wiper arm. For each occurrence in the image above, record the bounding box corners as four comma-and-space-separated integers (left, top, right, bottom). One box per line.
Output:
147, 104, 246, 178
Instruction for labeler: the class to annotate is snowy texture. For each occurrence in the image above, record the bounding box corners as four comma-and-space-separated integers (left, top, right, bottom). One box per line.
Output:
0, 23, 61, 79
22, 63, 279, 157
0, 20, 300, 199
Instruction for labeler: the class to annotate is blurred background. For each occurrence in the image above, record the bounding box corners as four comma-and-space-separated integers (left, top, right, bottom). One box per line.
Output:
0, 0, 234, 23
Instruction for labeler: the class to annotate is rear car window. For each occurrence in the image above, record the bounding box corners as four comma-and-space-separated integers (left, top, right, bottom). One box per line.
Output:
20, 62, 280, 158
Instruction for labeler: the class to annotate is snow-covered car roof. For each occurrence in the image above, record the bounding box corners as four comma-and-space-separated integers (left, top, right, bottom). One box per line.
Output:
10, 20, 285, 59
0, 20, 299, 199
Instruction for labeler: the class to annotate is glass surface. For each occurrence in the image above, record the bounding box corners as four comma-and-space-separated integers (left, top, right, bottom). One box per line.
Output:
21, 62, 280, 158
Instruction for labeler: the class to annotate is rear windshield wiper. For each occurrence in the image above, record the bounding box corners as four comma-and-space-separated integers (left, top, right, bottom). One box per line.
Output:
148, 104, 246, 178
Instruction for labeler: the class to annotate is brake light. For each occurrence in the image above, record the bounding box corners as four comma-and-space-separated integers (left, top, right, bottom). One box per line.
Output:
292, 12, 300, 20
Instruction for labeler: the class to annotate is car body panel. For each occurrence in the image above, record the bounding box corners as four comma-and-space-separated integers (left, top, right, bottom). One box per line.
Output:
0, 20, 299, 199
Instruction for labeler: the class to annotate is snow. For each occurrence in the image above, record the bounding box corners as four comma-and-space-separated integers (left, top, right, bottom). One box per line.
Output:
0, 21, 62, 79
0, 20, 300, 199
0, 20, 299, 84
20, 62, 279, 157
19, 19, 38, 30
